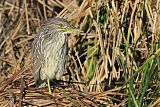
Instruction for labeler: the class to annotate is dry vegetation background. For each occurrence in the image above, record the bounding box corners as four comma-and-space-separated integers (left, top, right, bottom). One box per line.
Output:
0, 0, 160, 106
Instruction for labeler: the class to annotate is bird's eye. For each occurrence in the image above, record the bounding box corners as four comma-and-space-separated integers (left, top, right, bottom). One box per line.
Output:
58, 23, 67, 29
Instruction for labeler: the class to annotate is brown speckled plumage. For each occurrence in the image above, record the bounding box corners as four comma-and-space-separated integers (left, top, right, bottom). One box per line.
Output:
32, 18, 79, 87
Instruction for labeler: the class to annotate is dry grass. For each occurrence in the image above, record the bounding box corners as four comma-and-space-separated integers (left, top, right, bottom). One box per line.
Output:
0, 0, 160, 106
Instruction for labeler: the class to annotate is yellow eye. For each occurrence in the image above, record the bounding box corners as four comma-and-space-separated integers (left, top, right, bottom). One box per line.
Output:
58, 23, 67, 29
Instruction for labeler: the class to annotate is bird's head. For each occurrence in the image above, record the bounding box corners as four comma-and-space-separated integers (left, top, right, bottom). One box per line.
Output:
45, 18, 82, 34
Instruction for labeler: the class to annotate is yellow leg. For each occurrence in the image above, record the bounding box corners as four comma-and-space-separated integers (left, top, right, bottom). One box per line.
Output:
47, 79, 52, 94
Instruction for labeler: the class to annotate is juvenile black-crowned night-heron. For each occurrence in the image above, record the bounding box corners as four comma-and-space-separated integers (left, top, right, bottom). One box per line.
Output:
32, 18, 81, 93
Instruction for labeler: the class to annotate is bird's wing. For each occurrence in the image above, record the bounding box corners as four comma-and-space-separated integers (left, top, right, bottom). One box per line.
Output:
31, 35, 44, 85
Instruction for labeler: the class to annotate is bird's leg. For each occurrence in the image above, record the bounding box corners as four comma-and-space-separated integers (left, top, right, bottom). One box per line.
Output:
47, 79, 52, 94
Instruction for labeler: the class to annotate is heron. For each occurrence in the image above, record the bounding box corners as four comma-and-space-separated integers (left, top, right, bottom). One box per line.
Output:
32, 18, 81, 93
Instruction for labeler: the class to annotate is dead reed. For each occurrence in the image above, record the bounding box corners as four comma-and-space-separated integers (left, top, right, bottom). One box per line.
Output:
0, 0, 160, 106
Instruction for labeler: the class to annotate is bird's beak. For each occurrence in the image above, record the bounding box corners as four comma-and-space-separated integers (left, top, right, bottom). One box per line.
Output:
66, 26, 83, 33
